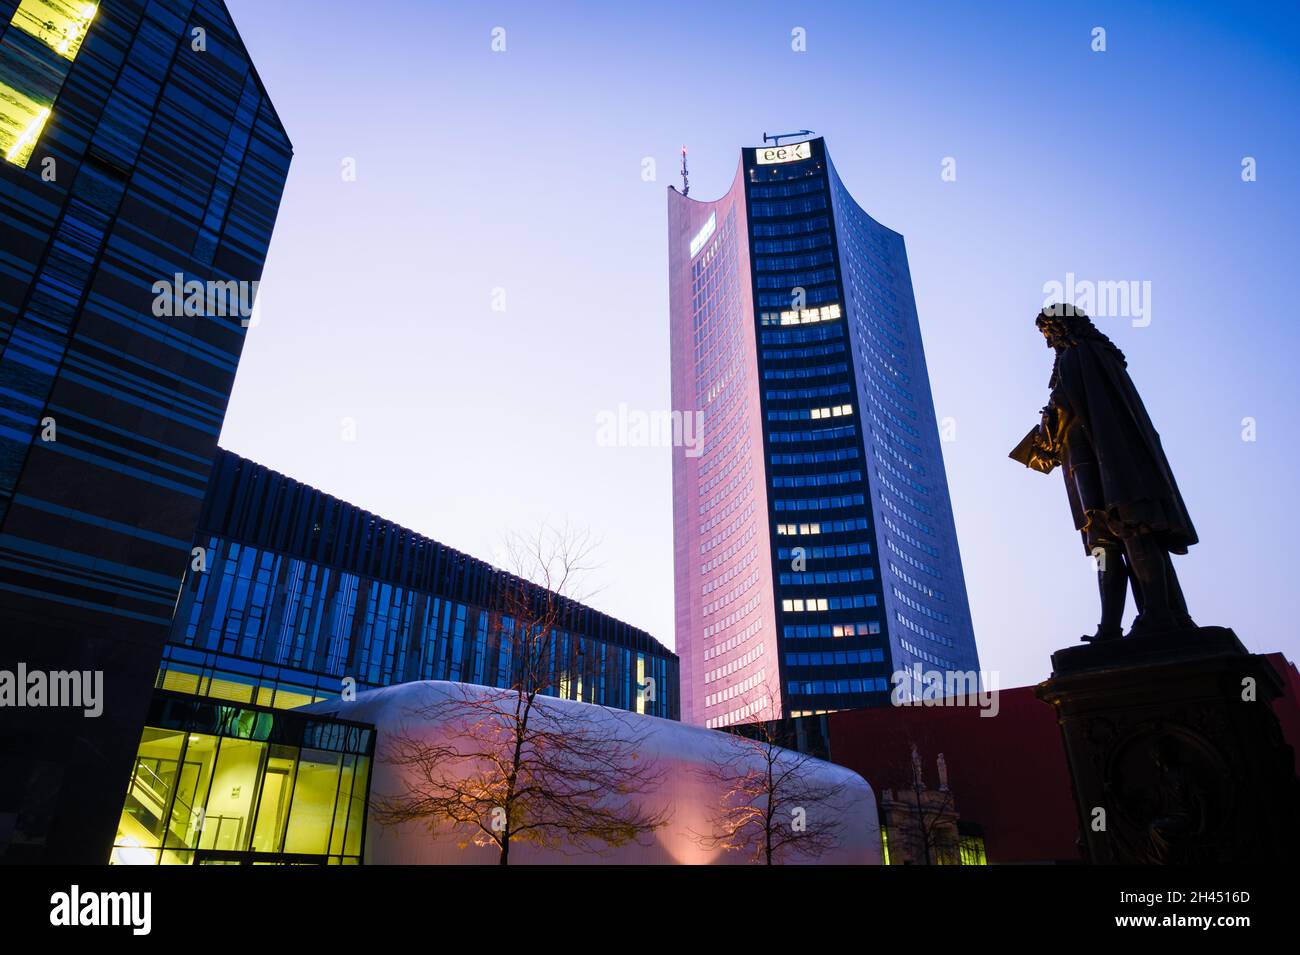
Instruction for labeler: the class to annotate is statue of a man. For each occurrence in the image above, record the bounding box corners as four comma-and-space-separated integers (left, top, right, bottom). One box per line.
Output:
1014, 305, 1197, 642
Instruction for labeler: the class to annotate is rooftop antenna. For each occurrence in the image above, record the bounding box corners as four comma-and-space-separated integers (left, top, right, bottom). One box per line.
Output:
680, 145, 690, 197
763, 129, 814, 146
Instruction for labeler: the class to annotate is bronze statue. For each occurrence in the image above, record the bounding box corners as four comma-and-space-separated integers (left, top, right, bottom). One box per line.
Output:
1011, 305, 1197, 642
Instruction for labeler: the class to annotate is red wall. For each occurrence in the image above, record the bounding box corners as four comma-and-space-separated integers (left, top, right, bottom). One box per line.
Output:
826, 686, 1082, 864
826, 655, 1300, 864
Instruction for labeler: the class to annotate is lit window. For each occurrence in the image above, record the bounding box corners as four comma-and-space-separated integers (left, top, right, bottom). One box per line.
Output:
762, 303, 843, 326
808, 403, 852, 419
11, 0, 98, 61
959, 833, 988, 865
2, 2, 98, 167
1, 83, 51, 167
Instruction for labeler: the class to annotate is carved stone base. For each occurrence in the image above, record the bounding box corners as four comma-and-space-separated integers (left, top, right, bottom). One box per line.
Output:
1036, 626, 1300, 863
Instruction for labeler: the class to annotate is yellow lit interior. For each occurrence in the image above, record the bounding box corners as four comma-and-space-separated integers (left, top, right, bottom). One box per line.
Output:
112, 722, 371, 864
0, 82, 51, 167
11, 0, 98, 61
1, 1, 99, 166
157, 666, 202, 696
157, 663, 330, 711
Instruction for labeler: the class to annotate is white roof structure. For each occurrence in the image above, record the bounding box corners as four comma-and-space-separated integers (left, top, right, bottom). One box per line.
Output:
303, 681, 881, 865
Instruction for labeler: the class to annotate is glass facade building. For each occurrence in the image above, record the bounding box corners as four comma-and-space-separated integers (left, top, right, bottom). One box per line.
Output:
113, 691, 373, 866
1, 0, 682, 867
159, 450, 680, 721
105, 450, 677, 865
0, 0, 292, 862
669, 137, 980, 727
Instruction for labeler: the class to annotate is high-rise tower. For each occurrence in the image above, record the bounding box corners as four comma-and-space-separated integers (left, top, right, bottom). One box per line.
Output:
668, 136, 979, 727
0, 0, 292, 862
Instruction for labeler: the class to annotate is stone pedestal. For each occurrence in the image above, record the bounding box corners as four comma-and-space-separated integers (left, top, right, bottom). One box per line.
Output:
1036, 626, 1300, 863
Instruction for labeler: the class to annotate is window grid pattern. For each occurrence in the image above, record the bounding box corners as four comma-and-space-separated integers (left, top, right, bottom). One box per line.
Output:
172, 450, 679, 720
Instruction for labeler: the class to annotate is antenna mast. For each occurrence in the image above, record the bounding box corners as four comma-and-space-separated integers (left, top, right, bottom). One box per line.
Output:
680, 146, 690, 197
763, 129, 814, 146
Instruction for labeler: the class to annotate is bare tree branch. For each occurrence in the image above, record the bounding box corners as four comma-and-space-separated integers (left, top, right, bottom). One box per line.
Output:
373, 522, 667, 864
876, 720, 959, 865
689, 677, 849, 864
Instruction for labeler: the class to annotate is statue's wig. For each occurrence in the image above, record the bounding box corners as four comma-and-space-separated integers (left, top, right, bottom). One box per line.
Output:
1037, 304, 1127, 366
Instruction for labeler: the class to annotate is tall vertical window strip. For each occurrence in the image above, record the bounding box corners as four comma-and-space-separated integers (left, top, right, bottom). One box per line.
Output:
12, 0, 98, 60
0, 82, 49, 166
0, 1, 98, 167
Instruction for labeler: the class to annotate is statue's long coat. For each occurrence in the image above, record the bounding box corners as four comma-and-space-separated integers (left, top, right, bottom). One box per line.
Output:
1050, 340, 1197, 555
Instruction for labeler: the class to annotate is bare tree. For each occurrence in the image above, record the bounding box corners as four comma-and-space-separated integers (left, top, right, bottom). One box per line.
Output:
877, 722, 959, 866
691, 681, 850, 864
373, 522, 669, 864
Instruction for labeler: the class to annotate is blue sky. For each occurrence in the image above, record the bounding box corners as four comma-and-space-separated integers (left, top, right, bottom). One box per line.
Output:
220, 0, 1300, 687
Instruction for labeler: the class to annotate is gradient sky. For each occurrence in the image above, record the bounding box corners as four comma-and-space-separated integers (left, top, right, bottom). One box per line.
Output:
219, 0, 1299, 688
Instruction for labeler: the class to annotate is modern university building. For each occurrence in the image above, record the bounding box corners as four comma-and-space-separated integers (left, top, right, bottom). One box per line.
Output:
0, 0, 678, 866
114, 451, 678, 866
668, 136, 980, 728
0, 0, 293, 863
